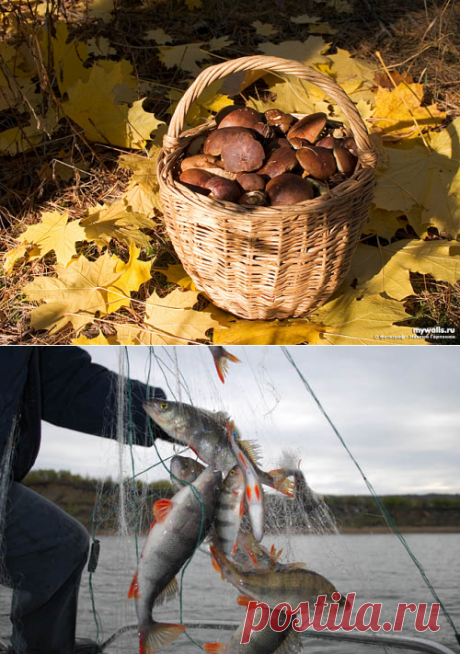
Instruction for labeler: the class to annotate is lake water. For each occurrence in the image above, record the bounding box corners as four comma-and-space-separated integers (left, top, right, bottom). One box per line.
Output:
1, 532, 459, 653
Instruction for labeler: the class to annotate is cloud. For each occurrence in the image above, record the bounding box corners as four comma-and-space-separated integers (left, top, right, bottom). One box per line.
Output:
34, 345, 460, 495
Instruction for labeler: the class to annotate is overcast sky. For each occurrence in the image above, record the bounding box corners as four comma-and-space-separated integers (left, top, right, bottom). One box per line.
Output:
36, 346, 460, 496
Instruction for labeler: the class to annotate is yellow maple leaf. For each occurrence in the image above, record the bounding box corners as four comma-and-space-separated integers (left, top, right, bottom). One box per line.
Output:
346, 240, 460, 301
152, 264, 196, 290
48, 22, 90, 95
252, 21, 277, 37
364, 205, 406, 240
13, 210, 86, 266
315, 291, 425, 345
64, 62, 163, 148
72, 332, 119, 345
213, 319, 327, 345
142, 289, 220, 344
80, 200, 155, 247
249, 76, 331, 119
0, 108, 61, 155
372, 119, 460, 238
119, 151, 162, 217
88, 0, 114, 21
157, 43, 208, 75
290, 15, 338, 34
258, 36, 332, 68
24, 253, 124, 332
3, 244, 31, 275
146, 29, 172, 44
107, 242, 152, 313
185, 0, 202, 8
371, 82, 446, 139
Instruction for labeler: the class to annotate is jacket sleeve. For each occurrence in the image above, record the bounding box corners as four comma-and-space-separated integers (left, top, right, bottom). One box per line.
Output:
40, 347, 174, 446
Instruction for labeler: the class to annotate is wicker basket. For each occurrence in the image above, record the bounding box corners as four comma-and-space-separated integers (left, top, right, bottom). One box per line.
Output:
157, 56, 377, 320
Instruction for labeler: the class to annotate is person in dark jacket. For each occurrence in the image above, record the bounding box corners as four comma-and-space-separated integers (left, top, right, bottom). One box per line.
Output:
0, 347, 175, 654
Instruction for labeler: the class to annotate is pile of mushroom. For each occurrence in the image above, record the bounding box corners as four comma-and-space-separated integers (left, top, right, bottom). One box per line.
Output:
176, 106, 358, 207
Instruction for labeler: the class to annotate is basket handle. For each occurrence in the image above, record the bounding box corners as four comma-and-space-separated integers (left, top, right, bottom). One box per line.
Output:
164, 55, 376, 166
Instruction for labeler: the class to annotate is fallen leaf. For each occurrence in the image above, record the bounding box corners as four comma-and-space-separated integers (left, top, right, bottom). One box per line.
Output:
152, 263, 197, 290
72, 332, 119, 344
3, 244, 30, 274
346, 240, 460, 301
252, 21, 277, 36
146, 29, 172, 44
114, 289, 220, 344
258, 36, 332, 68
119, 151, 162, 217
364, 205, 407, 240
371, 82, 446, 139
185, 0, 202, 8
12, 210, 86, 266
372, 120, 460, 238
24, 253, 124, 332
88, 0, 114, 21
81, 200, 156, 247
86, 36, 116, 57
64, 62, 163, 148
107, 242, 152, 313
157, 43, 208, 75
290, 15, 338, 34
213, 319, 327, 345
315, 292, 425, 345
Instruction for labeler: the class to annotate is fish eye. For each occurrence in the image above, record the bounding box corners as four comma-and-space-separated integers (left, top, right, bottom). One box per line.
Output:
230, 470, 235, 475
160, 401, 168, 410
184, 461, 189, 468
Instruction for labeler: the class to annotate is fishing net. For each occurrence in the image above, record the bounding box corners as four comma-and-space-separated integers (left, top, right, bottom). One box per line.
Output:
1, 346, 459, 654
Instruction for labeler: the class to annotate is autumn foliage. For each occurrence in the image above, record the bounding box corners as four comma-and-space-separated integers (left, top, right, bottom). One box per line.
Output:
1, 0, 460, 344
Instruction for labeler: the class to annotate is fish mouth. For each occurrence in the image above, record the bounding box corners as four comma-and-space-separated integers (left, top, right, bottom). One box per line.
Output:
143, 399, 164, 417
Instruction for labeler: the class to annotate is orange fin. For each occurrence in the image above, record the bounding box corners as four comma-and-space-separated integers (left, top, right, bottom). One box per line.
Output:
153, 499, 173, 523
269, 469, 295, 498
139, 622, 185, 654
211, 558, 221, 574
225, 352, 241, 364
214, 358, 226, 384
237, 594, 253, 607
204, 643, 227, 654
127, 570, 139, 599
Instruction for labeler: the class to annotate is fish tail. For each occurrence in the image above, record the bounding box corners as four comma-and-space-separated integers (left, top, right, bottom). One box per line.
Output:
213, 348, 240, 383
139, 621, 186, 654
268, 468, 295, 497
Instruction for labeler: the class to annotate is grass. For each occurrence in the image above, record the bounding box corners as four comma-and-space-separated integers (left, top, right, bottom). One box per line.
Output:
1, 0, 460, 343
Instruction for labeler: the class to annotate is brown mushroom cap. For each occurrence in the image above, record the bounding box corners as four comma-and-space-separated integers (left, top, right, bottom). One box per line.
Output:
316, 136, 341, 149
218, 107, 262, 129
204, 127, 254, 156
179, 168, 214, 194
203, 176, 241, 202
221, 132, 265, 173
266, 173, 314, 206
236, 173, 266, 192
265, 138, 292, 156
287, 112, 327, 143
333, 146, 357, 175
258, 146, 298, 178
252, 122, 275, 139
288, 136, 311, 150
181, 154, 220, 172
296, 146, 337, 180
264, 109, 295, 133
343, 137, 358, 156
238, 190, 268, 206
